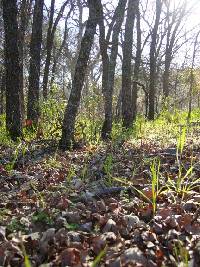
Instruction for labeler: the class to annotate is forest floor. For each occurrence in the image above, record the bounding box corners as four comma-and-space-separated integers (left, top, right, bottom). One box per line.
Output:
0, 127, 200, 266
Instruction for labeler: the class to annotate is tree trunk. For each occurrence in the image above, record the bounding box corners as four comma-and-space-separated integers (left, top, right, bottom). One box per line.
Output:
163, 57, 171, 99
121, 0, 137, 128
27, 0, 44, 124
95, 0, 110, 139
59, 0, 98, 150
42, 0, 55, 99
187, 30, 200, 121
148, 0, 162, 120
101, 0, 127, 139
18, 0, 31, 121
2, 0, 22, 140
115, 89, 122, 121
132, 1, 141, 122
0, 69, 5, 114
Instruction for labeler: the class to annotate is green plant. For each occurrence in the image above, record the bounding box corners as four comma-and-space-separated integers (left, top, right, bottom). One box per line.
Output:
7, 218, 27, 233
19, 236, 32, 267
0, 208, 11, 221
66, 165, 76, 182
173, 240, 189, 266
75, 116, 102, 145
177, 126, 187, 156
5, 141, 28, 172
165, 126, 199, 198
103, 153, 113, 186
91, 245, 107, 267
64, 222, 79, 230
150, 158, 161, 214
0, 114, 13, 145
80, 163, 88, 181
44, 154, 61, 169
166, 161, 200, 199
29, 182, 46, 208
115, 158, 164, 215
32, 210, 53, 225
41, 88, 66, 139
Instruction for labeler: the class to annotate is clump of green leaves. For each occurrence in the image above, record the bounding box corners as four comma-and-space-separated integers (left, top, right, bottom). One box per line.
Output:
32, 210, 53, 225
5, 140, 29, 172
64, 222, 79, 230
41, 86, 66, 139
66, 164, 76, 183
7, 218, 28, 233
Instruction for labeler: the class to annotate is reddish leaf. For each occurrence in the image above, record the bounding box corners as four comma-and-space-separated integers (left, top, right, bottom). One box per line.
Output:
61, 248, 81, 266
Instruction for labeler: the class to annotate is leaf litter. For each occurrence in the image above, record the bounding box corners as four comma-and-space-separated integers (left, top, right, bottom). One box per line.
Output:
0, 136, 200, 266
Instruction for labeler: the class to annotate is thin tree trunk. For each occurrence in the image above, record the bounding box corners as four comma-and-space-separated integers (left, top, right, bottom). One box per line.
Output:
3, 0, 22, 139
101, 0, 127, 139
132, 1, 142, 122
42, 0, 55, 98
163, 2, 186, 99
0, 69, 5, 114
148, 0, 162, 120
27, 0, 44, 124
95, 0, 110, 139
187, 30, 200, 121
115, 89, 122, 120
132, 1, 141, 122
59, 0, 98, 150
121, 0, 137, 128
18, 0, 31, 121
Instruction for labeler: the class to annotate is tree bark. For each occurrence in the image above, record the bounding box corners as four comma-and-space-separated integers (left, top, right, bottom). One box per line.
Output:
59, 0, 98, 150
101, 0, 127, 139
42, 0, 55, 99
27, 0, 44, 124
95, 0, 110, 139
148, 0, 162, 120
0, 68, 5, 114
18, 0, 31, 121
121, 0, 137, 128
2, 0, 22, 139
132, 2, 141, 121
187, 30, 200, 121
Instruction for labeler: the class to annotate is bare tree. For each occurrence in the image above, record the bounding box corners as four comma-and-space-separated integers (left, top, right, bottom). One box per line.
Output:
101, 0, 127, 139
163, 0, 187, 99
50, 2, 75, 87
42, 0, 70, 98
